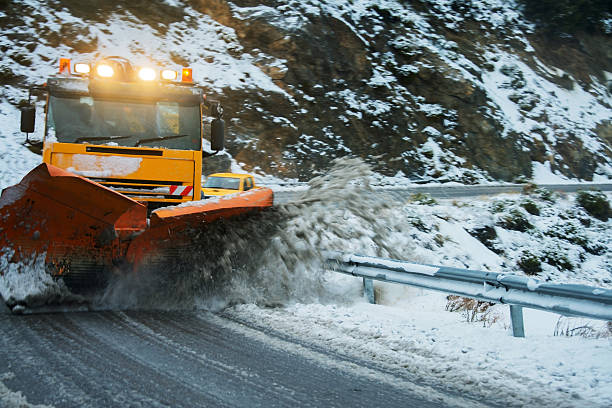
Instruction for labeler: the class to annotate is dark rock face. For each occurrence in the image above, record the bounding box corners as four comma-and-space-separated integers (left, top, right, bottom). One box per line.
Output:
190, 0, 611, 181
1, 0, 610, 182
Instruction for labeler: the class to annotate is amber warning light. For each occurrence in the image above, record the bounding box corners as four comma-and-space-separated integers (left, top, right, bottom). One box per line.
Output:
59, 58, 71, 74
181, 68, 193, 83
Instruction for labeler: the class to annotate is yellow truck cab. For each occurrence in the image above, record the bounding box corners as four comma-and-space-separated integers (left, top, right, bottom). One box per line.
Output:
202, 173, 257, 197
20, 56, 225, 211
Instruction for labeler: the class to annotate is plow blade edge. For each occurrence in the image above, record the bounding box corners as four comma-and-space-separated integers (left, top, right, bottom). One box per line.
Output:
126, 188, 274, 268
1, 163, 274, 290
0, 164, 147, 285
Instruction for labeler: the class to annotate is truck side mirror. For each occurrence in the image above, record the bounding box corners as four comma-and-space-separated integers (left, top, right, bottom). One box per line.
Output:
20, 105, 36, 133
211, 118, 224, 151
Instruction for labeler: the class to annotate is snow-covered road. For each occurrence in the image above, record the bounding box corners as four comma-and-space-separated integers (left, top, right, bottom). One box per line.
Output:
272, 182, 612, 204
1, 159, 611, 407
2, 300, 609, 408
1, 308, 478, 408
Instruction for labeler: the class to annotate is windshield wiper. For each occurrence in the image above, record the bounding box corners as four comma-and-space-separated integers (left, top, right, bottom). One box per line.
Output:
74, 135, 133, 143
136, 134, 189, 146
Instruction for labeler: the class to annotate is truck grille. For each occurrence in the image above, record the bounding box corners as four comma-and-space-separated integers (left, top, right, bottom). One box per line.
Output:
90, 177, 194, 200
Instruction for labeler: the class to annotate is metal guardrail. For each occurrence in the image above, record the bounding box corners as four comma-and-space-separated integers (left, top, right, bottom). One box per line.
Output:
323, 251, 612, 337
273, 183, 612, 204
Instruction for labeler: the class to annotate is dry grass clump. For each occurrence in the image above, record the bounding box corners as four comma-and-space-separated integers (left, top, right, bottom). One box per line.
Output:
554, 317, 612, 338
446, 295, 500, 327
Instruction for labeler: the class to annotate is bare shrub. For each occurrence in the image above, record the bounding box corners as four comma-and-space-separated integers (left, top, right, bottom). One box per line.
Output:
446, 295, 499, 327
409, 192, 437, 205
576, 190, 610, 221
554, 317, 612, 338
517, 250, 542, 275
522, 182, 538, 195
497, 208, 533, 232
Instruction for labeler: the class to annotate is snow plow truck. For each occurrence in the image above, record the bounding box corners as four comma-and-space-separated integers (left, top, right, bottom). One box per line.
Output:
0, 57, 273, 291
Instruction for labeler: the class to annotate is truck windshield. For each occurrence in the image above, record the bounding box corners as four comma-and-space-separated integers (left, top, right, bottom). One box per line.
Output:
46, 96, 201, 151
204, 177, 240, 190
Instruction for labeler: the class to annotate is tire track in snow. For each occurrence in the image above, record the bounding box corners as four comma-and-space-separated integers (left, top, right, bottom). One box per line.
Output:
0, 310, 457, 407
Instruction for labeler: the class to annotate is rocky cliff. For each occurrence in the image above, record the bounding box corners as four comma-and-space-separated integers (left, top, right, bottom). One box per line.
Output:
1, 0, 610, 182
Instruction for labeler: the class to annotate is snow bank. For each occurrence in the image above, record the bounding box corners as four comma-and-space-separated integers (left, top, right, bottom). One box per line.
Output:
227, 291, 612, 407
0, 372, 53, 408
0, 249, 81, 311
219, 162, 611, 406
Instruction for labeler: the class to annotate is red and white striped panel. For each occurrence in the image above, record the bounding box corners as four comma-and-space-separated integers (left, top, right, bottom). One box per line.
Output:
168, 185, 193, 196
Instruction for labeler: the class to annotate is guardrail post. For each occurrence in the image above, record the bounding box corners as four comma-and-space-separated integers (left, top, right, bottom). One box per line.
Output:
363, 278, 375, 304
510, 305, 525, 338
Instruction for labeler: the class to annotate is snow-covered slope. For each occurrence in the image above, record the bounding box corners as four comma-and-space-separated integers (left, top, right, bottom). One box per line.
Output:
0, 0, 610, 182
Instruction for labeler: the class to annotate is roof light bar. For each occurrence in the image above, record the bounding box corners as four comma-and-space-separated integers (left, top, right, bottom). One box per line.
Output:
59, 57, 190, 84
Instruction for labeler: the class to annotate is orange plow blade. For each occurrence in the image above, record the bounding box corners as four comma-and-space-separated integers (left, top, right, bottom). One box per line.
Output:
1, 163, 274, 294
126, 188, 274, 268
0, 163, 147, 287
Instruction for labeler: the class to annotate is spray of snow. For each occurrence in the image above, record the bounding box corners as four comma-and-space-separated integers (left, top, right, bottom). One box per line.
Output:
95, 157, 417, 310
0, 249, 82, 312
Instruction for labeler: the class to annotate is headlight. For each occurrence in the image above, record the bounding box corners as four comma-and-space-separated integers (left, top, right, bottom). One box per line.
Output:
74, 63, 91, 74
96, 64, 114, 78
161, 69, 177, 80
138, 67, 156, 81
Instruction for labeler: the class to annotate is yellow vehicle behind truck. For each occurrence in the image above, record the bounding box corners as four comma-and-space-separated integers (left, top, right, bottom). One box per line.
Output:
202, 173, 258, 197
